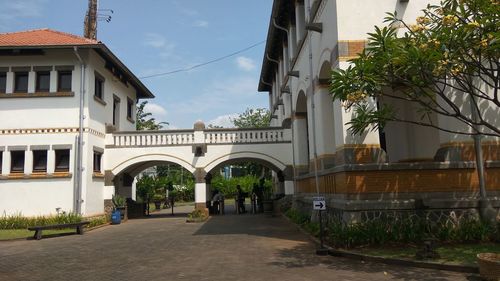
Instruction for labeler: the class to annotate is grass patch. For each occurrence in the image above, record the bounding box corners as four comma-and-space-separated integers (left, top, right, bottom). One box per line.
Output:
0, 228, 77, 240
353, 243, 500, 266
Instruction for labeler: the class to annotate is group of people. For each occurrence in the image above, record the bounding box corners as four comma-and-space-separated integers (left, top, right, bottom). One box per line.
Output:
211, 182, 266, 215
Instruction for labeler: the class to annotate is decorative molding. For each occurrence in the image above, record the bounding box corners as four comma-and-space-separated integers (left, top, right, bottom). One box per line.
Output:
0, 127, 105, 138
52, 144, 72, 150
32, 66, 52, 71
7, 145, 27, 151
54, 65, 75, 71
0, 92, 74, 98
0, 172, 72, 180
11, 66, 31, 72
30, 145, 50, 150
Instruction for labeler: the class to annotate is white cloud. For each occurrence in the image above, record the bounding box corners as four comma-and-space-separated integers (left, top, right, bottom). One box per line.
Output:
0, 0, 46, 31
144, 33, 168, 48
144, 102, 167, 117
208, 114, 238, 128
168, 76, 258, 116
236, 56, 256, 71
193, 20, 209, 28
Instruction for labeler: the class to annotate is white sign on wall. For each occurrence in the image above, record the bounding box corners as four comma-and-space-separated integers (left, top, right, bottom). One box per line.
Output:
313, 196, 326, 210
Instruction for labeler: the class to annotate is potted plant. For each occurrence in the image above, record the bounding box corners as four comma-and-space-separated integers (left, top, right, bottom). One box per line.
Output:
111, 194, 126, 224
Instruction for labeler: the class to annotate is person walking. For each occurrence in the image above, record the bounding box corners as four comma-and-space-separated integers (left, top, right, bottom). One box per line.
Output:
236, 185, 246, 214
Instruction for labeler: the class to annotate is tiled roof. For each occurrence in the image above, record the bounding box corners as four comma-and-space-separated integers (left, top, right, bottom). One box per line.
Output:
0, 28, 99, 47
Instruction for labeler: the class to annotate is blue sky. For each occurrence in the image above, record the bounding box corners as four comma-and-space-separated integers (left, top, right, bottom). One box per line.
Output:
0, 0, 273, 129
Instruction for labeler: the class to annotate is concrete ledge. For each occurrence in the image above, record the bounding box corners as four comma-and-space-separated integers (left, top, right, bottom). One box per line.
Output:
328, 249, 478, 274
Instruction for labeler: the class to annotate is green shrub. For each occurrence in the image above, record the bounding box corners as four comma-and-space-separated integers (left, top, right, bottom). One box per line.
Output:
284, 208, 499, 248
86, 215, 109, 228
0, 212, 82, 229
285, 208, 310, 226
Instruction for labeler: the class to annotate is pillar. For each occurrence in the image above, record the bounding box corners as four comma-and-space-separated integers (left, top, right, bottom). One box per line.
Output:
314, 86, 336, 169
293, 113, 309, 175
194, 168, 209, 212
283, 165, 295, 195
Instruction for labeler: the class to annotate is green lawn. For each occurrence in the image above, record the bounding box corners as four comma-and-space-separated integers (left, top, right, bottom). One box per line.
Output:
0, 228, 78, 240
352, 243, 500, 266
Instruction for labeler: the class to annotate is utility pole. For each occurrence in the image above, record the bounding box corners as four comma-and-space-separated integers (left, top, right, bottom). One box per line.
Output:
84, 0, 98, 40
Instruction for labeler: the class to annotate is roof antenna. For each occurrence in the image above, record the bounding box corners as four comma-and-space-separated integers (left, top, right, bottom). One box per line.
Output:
84, 0, 113, 40
83, 0, 98, 39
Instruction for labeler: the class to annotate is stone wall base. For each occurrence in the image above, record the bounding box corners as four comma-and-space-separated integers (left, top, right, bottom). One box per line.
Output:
292, 194, 500, 224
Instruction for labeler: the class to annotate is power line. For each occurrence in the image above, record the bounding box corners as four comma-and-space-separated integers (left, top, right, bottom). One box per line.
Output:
139, 40, 266, 79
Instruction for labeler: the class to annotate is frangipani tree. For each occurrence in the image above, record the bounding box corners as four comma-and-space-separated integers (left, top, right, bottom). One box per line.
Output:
330, 0, 499, 137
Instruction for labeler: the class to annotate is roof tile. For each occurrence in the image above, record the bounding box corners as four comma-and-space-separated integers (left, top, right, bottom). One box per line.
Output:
0, 28, 99, 47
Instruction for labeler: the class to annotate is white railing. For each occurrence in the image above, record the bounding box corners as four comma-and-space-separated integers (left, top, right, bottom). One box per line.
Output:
110, 131, 195, 147
108, 128, 289, 147
204, 128, 287, 144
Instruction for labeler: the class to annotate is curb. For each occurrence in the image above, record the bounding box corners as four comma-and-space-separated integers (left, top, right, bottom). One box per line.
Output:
280, 214, 479, 274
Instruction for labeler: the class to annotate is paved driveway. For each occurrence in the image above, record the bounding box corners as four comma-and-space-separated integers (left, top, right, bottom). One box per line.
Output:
0, 207, 478, 281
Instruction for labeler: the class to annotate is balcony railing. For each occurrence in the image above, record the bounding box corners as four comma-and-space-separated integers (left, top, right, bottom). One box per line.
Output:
107, 127, 289, 147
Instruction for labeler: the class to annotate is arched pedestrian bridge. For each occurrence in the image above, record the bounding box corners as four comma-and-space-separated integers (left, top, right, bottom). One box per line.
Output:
103, 122, 294, 210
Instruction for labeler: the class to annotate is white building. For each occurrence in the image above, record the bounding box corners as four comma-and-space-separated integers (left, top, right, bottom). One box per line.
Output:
258, 0, 499, 221
0, 29, 153, 216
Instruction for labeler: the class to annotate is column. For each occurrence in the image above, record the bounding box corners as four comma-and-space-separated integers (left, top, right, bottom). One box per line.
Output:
336, 98, 385, 165
27, 70, 35, 93
289, 25, 297, 59
1, 149, 9, 176
295, 1, 306, 42
50, 69, 57, 93
194, 168, 209, 211
293, 114, 309, 175
5, 71, 13, 94
25, 150, 33, 175
47, 149, 55, 174
314, 86, 336, 169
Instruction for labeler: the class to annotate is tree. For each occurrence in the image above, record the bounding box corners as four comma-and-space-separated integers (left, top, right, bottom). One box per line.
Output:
232, 108, 271, 128
330, 0, 499, 137
136, 101, 169, 130
232, 108, 272, 178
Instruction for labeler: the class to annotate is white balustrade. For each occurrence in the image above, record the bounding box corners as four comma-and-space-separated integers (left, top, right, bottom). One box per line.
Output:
109, 128, 288, 147
204, 128, 288, 144
110, 131, 195, 147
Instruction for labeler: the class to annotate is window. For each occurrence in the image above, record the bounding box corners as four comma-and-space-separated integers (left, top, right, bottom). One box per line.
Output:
93, 151, 102, 173
0, 72, 6, 93
127, 98, 134, 120
58, 71, 72, 92
36, 71, 50, 92
113, 96, 120, 127
0, 151, 3, 172
94, 74, 104, 100
14, 72, 29, 93
32, 150, 47, 173
10, 150, 25, 173
54, 149, 70, 172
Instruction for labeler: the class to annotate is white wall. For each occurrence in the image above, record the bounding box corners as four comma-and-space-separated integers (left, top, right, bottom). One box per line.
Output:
0, 47, 141, 216
0, 133, 77, 216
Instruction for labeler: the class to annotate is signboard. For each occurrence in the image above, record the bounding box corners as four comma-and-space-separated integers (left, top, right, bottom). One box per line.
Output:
313, 197, 326, 210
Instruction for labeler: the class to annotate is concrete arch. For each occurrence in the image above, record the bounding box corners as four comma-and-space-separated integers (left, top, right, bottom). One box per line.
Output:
110, 153, 196, 177
317, 48, 332, 77
318, 59, 332, 80
295, 90, 307, 113
293, 81, 307, 111
204, 151, 287, 174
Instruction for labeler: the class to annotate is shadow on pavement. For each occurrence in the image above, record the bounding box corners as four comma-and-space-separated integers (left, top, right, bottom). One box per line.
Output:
193, 212, 305, 242
269, 243, 480, 281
